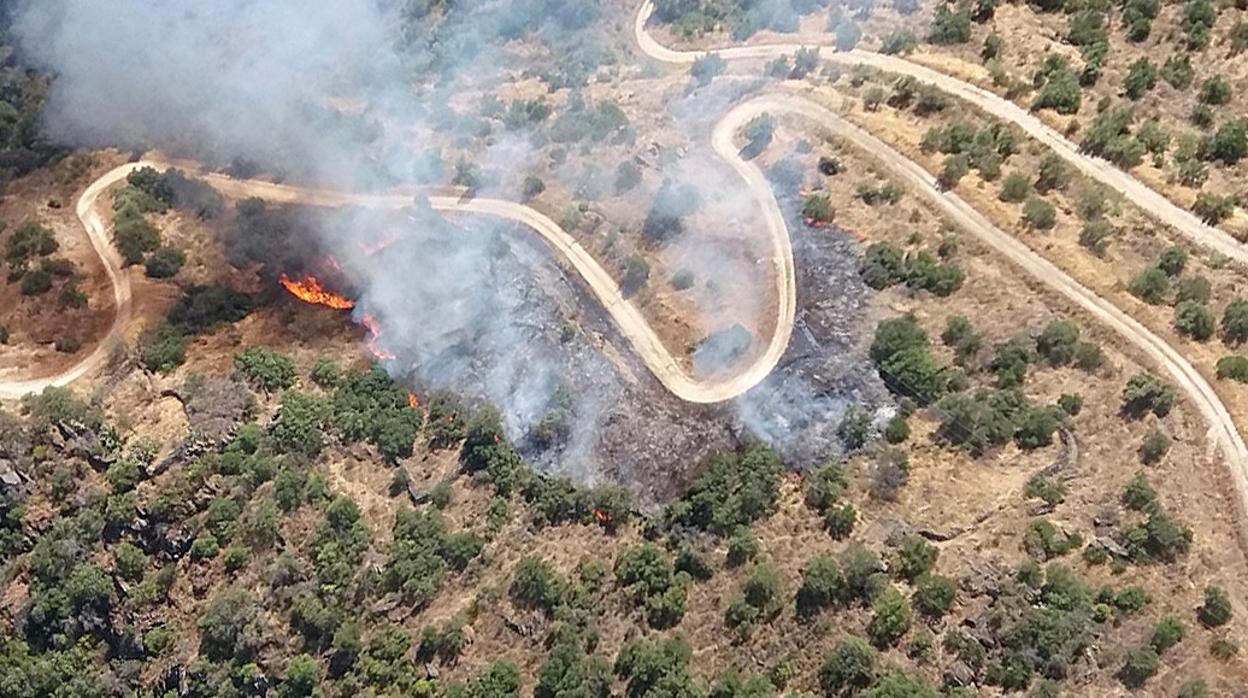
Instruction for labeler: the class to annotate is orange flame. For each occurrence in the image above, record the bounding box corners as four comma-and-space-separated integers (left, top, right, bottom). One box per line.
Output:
280, 274, 355, 310
593, 509, 610, 526
408, 393, 420, 409
362, 314, 396, 361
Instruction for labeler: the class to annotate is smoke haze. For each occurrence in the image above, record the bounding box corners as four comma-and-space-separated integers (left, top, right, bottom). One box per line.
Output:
11, 0, 887, 483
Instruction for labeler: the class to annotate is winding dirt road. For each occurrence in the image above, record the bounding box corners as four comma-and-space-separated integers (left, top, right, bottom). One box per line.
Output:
4, 118, 795, 405
635, 1, 1248, 268
6, 4, 1247, 527
635, 2, 1248, 524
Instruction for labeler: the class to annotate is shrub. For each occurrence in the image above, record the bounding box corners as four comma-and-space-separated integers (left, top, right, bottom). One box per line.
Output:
893, 535, 937, 582
1175, 300, 1214, 340
168, 285, 252, 334
1151, 617, 1186, 653
1123, 471, 1158, 511
913, 574, 956, 618
622, 255, 650, 295
867, 587, 912, 647
235, 347, 297, 391
1176, 275, 1211, 304
1128, 267, 1169, 304
1216, 355, 1248, 382
1158, 246, 1188, 276
1119, 646, 1159, 688
860, 242, 905, 290
880, 29, 918, 55
1022, 197, 1057, 229
797, 555, 844, 617
819, 637, 876, 695
1123, 58, 1157, 100
18, 268, 51, 295
1162, 55, 1194, 90
1036, 319, 1080, 366
1025, 474, 1065, 506
1198, 586, 1233, 627
139, 324, 186, 373
144, 246, 186, 278
726, 527, 760, 567
928, 5, 972, 44
1223, 299, 1248, 344
999, 171, 1031, 202
803, 193, 835, 224
1121, 373, 1174, 418
666, 443, 782, 534
1198, 76, 1232, 105
725, 564, 784, 630
690, 53, 726, 86
1035, 155, 1069, 192
1140, 429, 1171, 464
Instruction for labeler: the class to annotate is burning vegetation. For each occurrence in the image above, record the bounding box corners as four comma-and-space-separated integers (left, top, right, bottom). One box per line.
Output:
279, 273, 355, 310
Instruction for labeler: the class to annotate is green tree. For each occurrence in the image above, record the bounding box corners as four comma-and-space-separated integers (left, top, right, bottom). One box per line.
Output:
1128, 267, 1169, 304
819, 636, 877, 695
235, 347, 297, 391
1198, 586, 1233, 627
1175, 300, 1214, 340
867, 587, 912, 647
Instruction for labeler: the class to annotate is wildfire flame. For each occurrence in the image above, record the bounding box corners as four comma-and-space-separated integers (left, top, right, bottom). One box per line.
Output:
362, 314, 396, 361
593, 509, 611, 526
408, 393, 420, 409
280, 274, 355, 310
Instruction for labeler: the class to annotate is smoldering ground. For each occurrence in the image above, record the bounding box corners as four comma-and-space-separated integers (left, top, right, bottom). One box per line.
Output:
13, 0, 890, 484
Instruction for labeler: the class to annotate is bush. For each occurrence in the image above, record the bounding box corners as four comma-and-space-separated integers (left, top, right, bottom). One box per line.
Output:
1176, 275, 1211, 304
666, 443, 782, 534
6, 221, 58, 264
1036, 319, 1080, 365
999, 171, 1031, 202
1158, 246, 1188, 276
725, 564, 784, 629
235, 347, 297, 392
1223, 299, 1248, 344
168, 285, 252, 334
18, 268, 51, 295
140, 325, 188, 374
1175, 300, 1214, 340
1216, 355, 1248, 382
1118, 647, 1159, 688
893, 535, 937, 582
860, 242, 905, 290
1123, 58, 1157, 100
1198, 586, 1233, 627
1139, 429, 1171, 464
690, 53, 726, 86
797, 555, 844, 617
803, 193, 835, 224
913, 574, 956, 618
1151, 617, 1186, 653
867, 587, 912, 647
819, 637, 876, 695
1128, 267, 1169, 304
1022, 197, 1057, 230
144, 246, 186, 278
1121, 373, 1174, 418
1198, 76, 1232, 105
928, 5, 972, 44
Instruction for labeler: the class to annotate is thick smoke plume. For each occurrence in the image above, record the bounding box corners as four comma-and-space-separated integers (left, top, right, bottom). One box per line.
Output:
12, 0, 886, 482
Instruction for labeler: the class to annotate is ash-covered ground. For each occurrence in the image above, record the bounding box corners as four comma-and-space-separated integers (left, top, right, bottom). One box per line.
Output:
347, 181, 886, 501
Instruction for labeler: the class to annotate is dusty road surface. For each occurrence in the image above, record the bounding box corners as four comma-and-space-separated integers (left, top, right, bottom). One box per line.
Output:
634, 1, 1248, 268
1, 135, 795, 405
635, 0, 1248, 535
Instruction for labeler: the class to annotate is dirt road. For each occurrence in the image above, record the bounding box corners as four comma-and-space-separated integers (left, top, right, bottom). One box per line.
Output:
0, 163, 135, 399
634, 1, 1248, 268
3, 141, 795, 405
